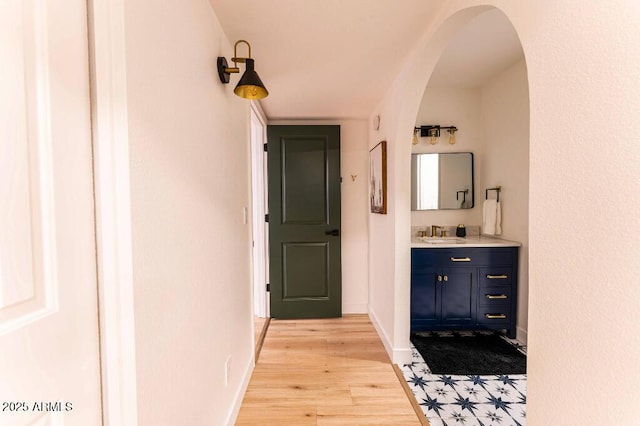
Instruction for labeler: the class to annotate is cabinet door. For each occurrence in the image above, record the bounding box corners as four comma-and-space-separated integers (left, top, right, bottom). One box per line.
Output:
411, 266, 440, 328
440, 268, 476, 325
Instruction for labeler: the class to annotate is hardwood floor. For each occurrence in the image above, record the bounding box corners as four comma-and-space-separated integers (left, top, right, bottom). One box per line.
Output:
236, 315, 423, 425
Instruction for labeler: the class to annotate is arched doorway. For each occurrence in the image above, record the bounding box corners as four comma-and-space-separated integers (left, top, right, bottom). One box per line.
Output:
399, 8, 530, 424
410, 8, 530, 343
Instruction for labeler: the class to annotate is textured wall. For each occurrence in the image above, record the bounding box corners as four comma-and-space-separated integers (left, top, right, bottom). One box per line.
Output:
124, 1, 253, 424
369, 1, 640, 423
480, 60, 529, 342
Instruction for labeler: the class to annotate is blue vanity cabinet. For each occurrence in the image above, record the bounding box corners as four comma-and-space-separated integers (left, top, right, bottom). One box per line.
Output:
410, 250, 477, 329
440, 268, 476, 325
411, 247, 518, 338
410, 264, 439, 327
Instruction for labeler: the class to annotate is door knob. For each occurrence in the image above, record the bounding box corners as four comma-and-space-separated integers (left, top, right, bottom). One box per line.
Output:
325, 229, 340, 236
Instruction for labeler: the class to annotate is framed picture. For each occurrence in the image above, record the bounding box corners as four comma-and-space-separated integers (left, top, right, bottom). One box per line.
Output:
369, 140, 387, 214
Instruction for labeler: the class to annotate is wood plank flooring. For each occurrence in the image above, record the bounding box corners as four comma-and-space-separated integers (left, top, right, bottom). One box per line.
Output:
236, 315, 422, 425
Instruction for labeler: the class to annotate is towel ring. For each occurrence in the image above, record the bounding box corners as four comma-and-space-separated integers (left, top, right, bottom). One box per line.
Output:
485, 186, 501, 202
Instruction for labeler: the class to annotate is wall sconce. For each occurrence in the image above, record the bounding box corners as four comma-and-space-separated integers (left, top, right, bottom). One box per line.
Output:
217, 40, 268, 100
413, 125, 458, 145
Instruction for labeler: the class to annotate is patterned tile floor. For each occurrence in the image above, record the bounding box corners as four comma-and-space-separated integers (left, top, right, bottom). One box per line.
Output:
401, 332, 527, 426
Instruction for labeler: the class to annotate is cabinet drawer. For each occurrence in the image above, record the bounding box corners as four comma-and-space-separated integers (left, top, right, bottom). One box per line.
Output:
479, 287, 513, 306
412, 248, 516, 269
477, 306, 511, 324
479, 267, 513, 286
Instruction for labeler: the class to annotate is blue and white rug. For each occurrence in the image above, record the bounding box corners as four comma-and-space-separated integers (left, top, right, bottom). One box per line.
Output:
401, 334, 527, 425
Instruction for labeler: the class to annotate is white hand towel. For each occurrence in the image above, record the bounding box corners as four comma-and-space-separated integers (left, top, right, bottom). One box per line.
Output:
495, 201, 502, 235
483, 199, 497, 235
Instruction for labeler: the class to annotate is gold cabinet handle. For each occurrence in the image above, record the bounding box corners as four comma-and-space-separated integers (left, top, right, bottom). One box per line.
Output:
485, 314, 507, 319
437, 275, 443, 282
450, 257, 471, 262
486, 294, 508, 299
486, 274, 508, 279
443, 275, 448, 282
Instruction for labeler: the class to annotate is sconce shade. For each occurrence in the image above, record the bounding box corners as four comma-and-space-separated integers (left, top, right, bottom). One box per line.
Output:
233, 58, 268, 100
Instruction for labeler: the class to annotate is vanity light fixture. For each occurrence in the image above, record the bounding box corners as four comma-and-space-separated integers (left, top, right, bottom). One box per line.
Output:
413, 125, 458, 145
217, 40, 268, 100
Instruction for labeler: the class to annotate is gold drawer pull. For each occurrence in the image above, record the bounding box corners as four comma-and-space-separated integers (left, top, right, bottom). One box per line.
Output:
450, 257, 471, 262
486, 294, 508, 299
485, 314, 507, 319
486, 274, 508, 279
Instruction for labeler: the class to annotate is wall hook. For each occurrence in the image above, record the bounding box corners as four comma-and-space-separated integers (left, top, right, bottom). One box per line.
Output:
351, 174, 357, 182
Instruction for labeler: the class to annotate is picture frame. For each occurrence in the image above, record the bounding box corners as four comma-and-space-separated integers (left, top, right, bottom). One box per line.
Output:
369, 140, 387, 214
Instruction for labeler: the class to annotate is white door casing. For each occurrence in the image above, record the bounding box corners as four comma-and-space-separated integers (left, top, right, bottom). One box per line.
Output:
250, 102, 268, 319
88, 0, 139, 423
0, 0, 102, 424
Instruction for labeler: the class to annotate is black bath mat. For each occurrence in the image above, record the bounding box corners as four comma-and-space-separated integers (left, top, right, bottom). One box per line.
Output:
410, 332, 526, 375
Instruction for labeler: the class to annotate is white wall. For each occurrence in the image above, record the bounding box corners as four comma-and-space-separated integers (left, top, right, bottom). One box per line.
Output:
412, 88, 484, 229
368, 101, 411, 362
124, 1, 253, 424
480, 59, 529, 342
369, 1, 640, 424
269, 119, 369, 314
340, 121, 370, 313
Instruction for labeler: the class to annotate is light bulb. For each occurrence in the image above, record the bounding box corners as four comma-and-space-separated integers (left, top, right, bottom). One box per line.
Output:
412, 130, 419, 145
448, 128, 457, 145
429, 129, 438, 145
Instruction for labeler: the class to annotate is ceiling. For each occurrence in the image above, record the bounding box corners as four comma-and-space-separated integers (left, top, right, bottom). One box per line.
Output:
209, 1, 523, 120
427, 9, 524, 88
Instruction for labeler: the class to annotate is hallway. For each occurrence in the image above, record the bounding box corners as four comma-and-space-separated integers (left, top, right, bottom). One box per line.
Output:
236, 315, 423, 425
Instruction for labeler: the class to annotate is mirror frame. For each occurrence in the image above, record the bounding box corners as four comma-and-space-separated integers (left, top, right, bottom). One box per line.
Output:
411, 152, 474, 211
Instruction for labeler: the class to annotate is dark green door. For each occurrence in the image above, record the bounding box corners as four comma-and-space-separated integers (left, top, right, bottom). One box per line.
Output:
267, 125, 341, 318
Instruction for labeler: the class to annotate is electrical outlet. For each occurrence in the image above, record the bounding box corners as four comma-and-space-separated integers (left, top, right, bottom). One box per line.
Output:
225, 356, 232, 387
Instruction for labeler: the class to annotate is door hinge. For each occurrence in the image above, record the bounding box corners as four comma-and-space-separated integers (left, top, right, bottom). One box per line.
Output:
263, 143, 268, 152
266, 283, 270, 292
265, 213, 269, 223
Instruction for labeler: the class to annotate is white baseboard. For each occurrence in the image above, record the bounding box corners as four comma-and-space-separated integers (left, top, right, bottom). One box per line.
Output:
368, 309, 393, 359
343, 302, 368, 314
517, 326, 528, 345
368, 309, 412, 365
393, 346, 412, 365
225, 355, 255, 426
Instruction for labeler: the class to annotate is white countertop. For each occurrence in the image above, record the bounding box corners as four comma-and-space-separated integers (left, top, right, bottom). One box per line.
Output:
411, 235, 521, 248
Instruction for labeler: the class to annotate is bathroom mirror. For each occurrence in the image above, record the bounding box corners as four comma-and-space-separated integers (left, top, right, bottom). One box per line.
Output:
411, 152, 474, 210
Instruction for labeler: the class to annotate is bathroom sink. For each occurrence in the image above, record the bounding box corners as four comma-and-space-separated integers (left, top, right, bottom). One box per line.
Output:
419, 237, 464, 244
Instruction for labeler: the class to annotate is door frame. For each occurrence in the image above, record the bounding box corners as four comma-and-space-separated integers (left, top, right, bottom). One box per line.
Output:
88, 0, 139, 424
266, 125, 342, 318
249, 101, 269, 319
